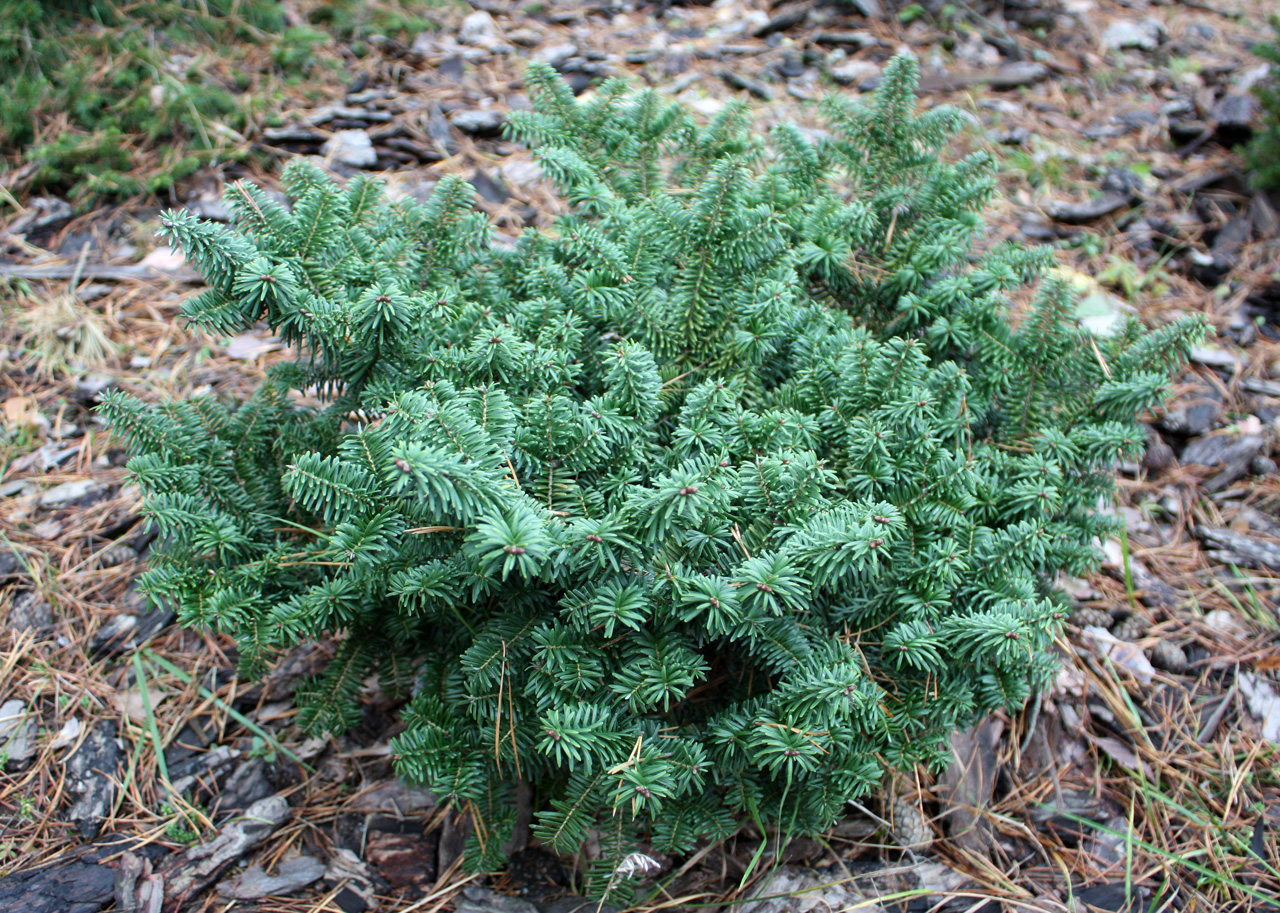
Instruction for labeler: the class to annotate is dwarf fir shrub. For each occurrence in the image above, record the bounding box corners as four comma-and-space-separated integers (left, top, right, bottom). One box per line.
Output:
103, 56, 1204, 880
1246, 15, 1280, 190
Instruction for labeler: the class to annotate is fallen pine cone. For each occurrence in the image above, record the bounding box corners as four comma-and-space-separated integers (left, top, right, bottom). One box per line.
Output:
1070, 607, 1114, 629
1112, 613, 1150, 642
892, 794, 932, 849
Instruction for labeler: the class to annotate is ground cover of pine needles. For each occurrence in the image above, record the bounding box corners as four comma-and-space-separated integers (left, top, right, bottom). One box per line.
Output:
2, 1, 1279, 912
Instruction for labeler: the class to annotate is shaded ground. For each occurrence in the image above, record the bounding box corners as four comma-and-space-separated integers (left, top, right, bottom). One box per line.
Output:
2, 0, 1279, 911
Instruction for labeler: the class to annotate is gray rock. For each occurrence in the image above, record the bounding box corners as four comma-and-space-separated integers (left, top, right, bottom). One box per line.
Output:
459, 10, 497, 47
537, 42, 578, 68
988, 62, 1049, 90
1102, 18, 1164, 52
1045, 192, 1132, 224
1158, 385, 1222, 436
218, 855, 326, 900
844, 0, 883, 17
187, 194, 233, 222
1180, 433, 1264, 468
323, 130, 377, 168
38, 479, 109, 508
451, 108, 506, 136
753, 6, 809, 38
507, 27, 542, 48
1, 699, 37, 763
814, 30, 879, 48
7, 196, 73, 236
457, 886, 541, 913
1211, 93, 1259, 143
1252, 454, 1278, 476
829, 59, 881, 87
719, 70, 773, 101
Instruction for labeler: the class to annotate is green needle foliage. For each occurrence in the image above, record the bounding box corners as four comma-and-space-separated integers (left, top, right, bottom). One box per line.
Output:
1246, 15, 1280, 189
103, 55, 1205, 884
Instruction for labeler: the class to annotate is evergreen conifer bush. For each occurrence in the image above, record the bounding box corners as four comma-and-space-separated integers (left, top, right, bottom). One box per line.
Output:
103, 55, 1205, 883
1246, 15, 1280, 190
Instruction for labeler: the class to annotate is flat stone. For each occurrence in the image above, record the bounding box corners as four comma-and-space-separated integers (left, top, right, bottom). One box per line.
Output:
718, 70, 773, 101
7, 197, 73, 236
457, 886, 541, 913
38, 479, 109, 508
0, 700, 37, 763
1045, 192, 1132, 224
988, 62, 1049, 90
829, 59, 881, 87
814, 30, 878, 47
451, 108, 506, 136
507, 28, 542, 48
459, 10, 497, 46
1181, 433, 1264, 468
1159, 384, 1223, 436
323, 130, 378, 168
537, 42, 577, 68
1102, 18, 1164, 52
753, 5, 809, 38
218, 856, 326, 900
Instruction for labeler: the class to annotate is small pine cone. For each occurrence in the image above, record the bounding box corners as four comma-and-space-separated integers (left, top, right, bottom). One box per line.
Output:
891, 795, 932, 849
1147, 639, 1189, 674
1070, 607, 1114, 630
97, 542, 137, 568
1111, 613, 1149, 642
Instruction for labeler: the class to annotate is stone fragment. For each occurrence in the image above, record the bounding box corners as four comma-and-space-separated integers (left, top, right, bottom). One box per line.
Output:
38, 479, 109, 508
0, 700, 37, 763
1158, 384, 1222, 436
451, 108, 506, 136
753, 5, 809, 38
457, 887, 542, 913
323, 130, 378, 168
1181, 433, 1264, 467
1102, 18, 1164, 52
7, 197, 73, 236
459, 10, 497, 46
1198, 527, 1280, 570
828, 59, 881, 87
987, 62, 1049, 90
1211, 93, 1259, 145
89, 603, 176, 656
1046, 192, 1132, 224
537, 42, 577, 68
507, 28, 542, 48
218, 855, 326, 900
718, 70, 773, 101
